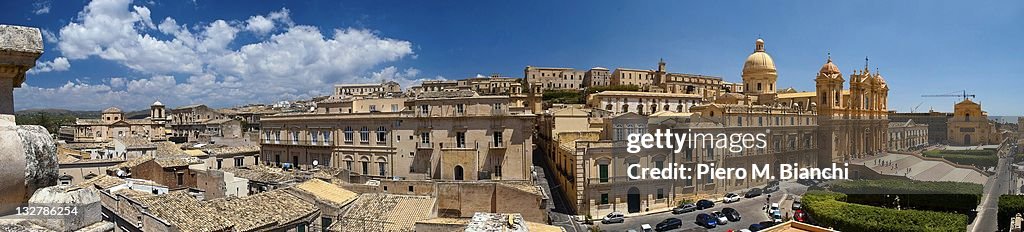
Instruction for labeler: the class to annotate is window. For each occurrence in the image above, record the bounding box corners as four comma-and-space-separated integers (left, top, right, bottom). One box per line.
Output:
706, 142, 714, 160
344, 127, 353, 142
369, 105, 377, 112
291, 131, 299, 144
628, 162, 638, 177
310, 131, 319, 145
360, 127, 370, 143
456, 132, 466, 148
323, 131, 331, 144
362, 162, 369, 175
419, 105, 430, 114
685, 176, 693, 186
599, 164, 609, 183
657, 188, 664, 199
685, 144, 693, 161
494, 165, 502, 177
456, 104, 465, 114
379, 162, 386, 176
492, 131, 503, 147
346, 160, 353, 170
601, 193, 609, 204
235, 157, 244, 167
376, 126, 388, 144
391, 104, 399, 112
176, 173, 184, 186
737, 116, 743, 126
420, 132, 430, 144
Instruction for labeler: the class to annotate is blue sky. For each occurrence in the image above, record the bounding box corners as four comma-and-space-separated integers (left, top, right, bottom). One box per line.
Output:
3, 0, 1023, 116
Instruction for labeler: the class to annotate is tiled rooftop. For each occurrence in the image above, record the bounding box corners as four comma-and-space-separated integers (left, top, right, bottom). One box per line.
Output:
132, 191, 234, 232
293, 179, 358, 207
333, 193, 436, 232
205, 190, 318, 231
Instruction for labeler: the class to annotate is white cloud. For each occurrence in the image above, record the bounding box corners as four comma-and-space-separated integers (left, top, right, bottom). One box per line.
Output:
18, 0, 418, 110
39, 29, 58, 43
28, 57, 71, 74
33, 1, 51, 15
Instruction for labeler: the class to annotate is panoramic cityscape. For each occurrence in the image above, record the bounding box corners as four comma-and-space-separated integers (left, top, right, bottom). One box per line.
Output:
1, 1, 1023, 232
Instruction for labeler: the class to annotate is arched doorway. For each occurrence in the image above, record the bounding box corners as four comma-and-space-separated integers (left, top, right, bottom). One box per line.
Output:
964, 134, 972, 145
627, 187, 641, 213
454, 165, 464, 181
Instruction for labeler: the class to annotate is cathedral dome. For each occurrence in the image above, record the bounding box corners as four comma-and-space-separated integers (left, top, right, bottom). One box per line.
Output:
742, 39, 777, 76
819, 56, 840, 75
102, 107, 122, 113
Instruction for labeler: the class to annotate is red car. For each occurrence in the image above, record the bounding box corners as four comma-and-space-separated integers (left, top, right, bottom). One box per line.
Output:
794, 209, 807, 222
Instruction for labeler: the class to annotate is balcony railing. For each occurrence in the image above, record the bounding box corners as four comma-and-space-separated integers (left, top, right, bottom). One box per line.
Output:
489, 141, 506, 149
417, 142, 433, 149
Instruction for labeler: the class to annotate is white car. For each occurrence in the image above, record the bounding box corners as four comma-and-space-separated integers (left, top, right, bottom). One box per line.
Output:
723, 193, 741, 203
640, 224, 654, 232
601, 212, 625, 224
770, 210, 783, 223
713, 211, 729, 225
770, 203, 780, 212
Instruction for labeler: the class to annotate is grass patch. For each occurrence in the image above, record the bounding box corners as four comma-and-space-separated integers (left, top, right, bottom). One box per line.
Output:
922, 149, 997, 167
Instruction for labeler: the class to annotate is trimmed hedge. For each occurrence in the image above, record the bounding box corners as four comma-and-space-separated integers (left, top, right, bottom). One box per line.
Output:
922, 149, 998, 167
542, 90, 584, 104
803, 191, 968, 232
998, 195, 1024, 231
829, 179, 982, 213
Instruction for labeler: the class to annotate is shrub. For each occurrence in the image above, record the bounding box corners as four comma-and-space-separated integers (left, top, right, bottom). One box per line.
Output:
998, 195, 1024, 231
584, 85, 639, 95
542, 90, 584, 104
922, 149, 997, 167
829, 179, 982, 213
803, 191, 968, 232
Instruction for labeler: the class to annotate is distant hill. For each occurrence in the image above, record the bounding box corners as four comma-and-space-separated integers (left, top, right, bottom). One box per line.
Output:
13, 108, 152, 133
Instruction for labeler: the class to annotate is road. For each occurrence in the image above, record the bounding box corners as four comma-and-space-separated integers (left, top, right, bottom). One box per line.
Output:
970, 143, 1012, 232
597, 182, 809, 232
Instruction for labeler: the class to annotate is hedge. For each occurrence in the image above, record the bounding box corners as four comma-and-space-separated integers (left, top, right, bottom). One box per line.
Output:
998, 195, 1024, 231
922, 149, 998, 167
803, 191, 968, 232
584, 85, 639, 94
829, 179, 982, 213
542, 90, 584, 104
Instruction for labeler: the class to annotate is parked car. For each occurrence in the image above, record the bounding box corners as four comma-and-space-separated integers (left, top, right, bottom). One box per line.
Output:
601, 212, 624, 224
770, 203, 780, 212
673, 203, 698, 214
696, 199, 715, 209
794, 209, 807, 222
770, 210, 782, 223
764, 181, 780, 193
723, 193, 741, 203
744, 188, 763, 198
722, 207, 742, 221
712, 211, 729, 225
640, 224, 654, 232
695, 213, 718, 228
655, 218, 682, 231
739, 229, 753, 232
792, 201, 802, 210
748, 223, 766, 231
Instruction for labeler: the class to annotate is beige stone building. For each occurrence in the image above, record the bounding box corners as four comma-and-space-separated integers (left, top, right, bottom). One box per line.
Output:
334, 81, 402, 97
888, 119, 929, 151
610, 67, 655, 88
947, 98, 1000, 145
524, 66, 585, 91
261, 90, 536, 182
889, 110, 953, 144
584, 67, 611, 88
539, 38, 889, 216
587, 90, 703, 115
61, 105, 166, 143
169, 104, 244, 143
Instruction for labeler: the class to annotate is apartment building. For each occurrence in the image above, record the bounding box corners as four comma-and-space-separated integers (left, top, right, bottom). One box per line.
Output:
260, 90, 536, 182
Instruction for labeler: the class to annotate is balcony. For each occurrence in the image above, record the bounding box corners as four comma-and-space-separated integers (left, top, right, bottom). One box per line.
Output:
488, 141, 506, 149
417, 142, 434, 150
440, 142, 477, 150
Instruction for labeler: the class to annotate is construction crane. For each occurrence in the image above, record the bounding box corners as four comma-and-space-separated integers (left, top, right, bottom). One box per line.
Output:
922, 90, 976, 101
910, 102, 924, 113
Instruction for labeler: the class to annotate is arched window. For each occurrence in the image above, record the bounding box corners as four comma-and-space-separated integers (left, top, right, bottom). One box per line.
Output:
454, 165, 465, 181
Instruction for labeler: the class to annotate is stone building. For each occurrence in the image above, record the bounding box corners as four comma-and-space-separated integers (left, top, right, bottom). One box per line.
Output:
169, 104, 244, 143
524, 66, 585, 91
61, 106, 167, 143
584, 67, 611, 88
334, 81, 402, 97
261, 90, 536, 182
539, 38, 889, 216
587, 90, 703, 115
947, 98, 1000, 146
888, 119, 929, 151
889, 110, 953, 144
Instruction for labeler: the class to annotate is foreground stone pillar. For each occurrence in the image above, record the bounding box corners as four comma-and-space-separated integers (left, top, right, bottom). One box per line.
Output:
0, 25, 51, 215
0, 25, 42, 114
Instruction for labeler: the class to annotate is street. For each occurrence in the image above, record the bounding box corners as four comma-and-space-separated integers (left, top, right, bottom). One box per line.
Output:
596, 182, 809, 232
970, 143, 1013, 232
